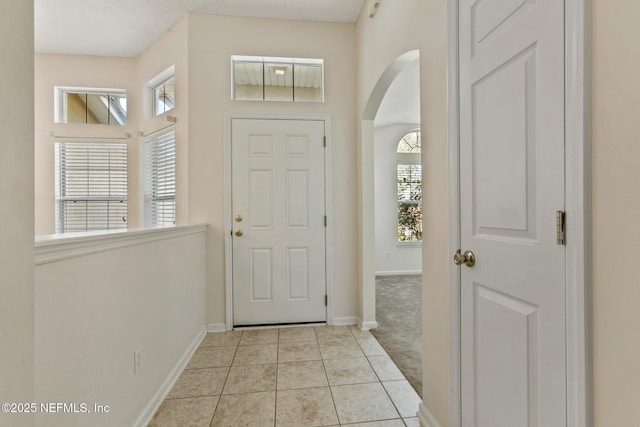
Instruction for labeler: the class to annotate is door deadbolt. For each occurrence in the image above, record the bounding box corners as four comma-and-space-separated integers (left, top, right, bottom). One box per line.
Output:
235, 215, 243, 222
235, 230, 243, 237
453, 249, 475, 267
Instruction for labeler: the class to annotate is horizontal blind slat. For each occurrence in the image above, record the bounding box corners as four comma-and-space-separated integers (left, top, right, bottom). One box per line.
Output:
144, 130, 176, 226
55, 142, 128, 233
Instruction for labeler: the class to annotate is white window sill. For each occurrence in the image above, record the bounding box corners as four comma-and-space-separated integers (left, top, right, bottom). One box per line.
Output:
35, 224, 207, 266
396, 241, 422, 247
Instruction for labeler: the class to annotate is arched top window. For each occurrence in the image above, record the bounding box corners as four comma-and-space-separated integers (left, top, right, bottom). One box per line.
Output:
396, 130, 421, 154
396, 130, 422, 242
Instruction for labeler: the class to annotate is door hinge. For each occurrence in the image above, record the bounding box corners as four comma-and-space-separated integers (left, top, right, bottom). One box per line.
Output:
324, 215, 327, 227
324, 295, 328, 306
556, 210, 566, 245
323, 136, 326, 147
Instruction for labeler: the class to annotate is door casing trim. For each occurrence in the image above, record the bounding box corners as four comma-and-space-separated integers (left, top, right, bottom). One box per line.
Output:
447, 1, 592, 426
224, 112, 334, 330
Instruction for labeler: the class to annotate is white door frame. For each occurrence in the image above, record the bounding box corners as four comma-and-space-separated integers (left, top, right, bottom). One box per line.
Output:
446, 1, 592, 427
224, 112, 334, 330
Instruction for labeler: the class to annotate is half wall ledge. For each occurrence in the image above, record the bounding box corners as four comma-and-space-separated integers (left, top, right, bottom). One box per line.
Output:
35, 224, 208, 265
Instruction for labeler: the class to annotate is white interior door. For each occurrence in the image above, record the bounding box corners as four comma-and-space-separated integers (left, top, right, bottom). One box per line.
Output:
232, 119, 326, 326
458, 0, 566, 426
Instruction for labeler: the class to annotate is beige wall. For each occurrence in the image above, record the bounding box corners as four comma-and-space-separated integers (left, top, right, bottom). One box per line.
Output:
35, 229, 206, 427
358, 1, 640, 426
32, 3, 640, 425
592, 1, 640, 424
136, 17, 189, 227
0, 1, 35, 425
34, 54, 138, 234
356, 0, 449, 424
185, 14, 358, 327
34, 15, 359, 328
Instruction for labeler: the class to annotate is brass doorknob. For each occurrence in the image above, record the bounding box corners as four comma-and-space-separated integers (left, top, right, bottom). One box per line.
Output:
453, 249, 475, 267
235, 230, 243, 237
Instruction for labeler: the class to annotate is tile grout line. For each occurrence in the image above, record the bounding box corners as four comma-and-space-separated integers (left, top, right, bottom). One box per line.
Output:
316, 326, 342, 426
273, 328, 279, 427
209, 330, 243, 427
350, 325, 410, 425
156, 326, 413, 426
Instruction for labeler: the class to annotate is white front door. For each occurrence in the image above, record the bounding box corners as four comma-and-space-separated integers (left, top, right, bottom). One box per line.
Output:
458, 0, 566, 425
231, 119, 326, 326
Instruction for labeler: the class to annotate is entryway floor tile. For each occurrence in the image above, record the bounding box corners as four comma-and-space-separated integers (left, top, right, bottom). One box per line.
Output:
150, 325, 421, 427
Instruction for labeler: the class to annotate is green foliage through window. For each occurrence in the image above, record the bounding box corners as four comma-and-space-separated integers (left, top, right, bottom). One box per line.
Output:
397, 130, 422, 242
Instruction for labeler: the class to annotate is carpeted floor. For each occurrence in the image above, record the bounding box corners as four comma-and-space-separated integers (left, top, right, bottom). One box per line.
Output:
370, 274, 423, 397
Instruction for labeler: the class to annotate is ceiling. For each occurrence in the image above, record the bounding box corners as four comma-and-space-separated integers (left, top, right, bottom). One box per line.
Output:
35, 0, 418, 127
35, 0, 366, 58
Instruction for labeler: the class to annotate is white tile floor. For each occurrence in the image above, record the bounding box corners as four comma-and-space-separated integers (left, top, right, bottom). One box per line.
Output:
149, 325, 422, 427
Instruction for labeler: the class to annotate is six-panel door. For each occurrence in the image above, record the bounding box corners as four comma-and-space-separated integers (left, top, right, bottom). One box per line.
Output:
232, 119, 326, 326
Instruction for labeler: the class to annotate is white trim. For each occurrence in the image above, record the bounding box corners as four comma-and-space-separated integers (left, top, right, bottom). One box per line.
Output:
375, 270, 422, 276
207, 323, 228, 333
418, 403, 443, 427
357, 319, 379, 331
133, 325, 206, 427
324, 116, 335, 326
144, 65, 175, 89
54, 86, 127, 125
447, 0, 462, 426
396, 241, 422, 247
447, 1, 591, 426
34, 224, 207, 265
332, 316, 359, 326
224, 113, 333, 330
360, 120, 377, 329
143, 65, 175, 120
565, 0, 593, 425
224, 115, 234, 330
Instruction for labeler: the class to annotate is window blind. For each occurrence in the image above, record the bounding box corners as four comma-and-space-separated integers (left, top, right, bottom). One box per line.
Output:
397, 164, 422, 203
144, 130, 176, 226
55, 142, 128, 233
397, 163, 422, 242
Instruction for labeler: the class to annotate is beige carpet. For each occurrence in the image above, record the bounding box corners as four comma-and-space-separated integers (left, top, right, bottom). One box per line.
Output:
370, 274, 422, 397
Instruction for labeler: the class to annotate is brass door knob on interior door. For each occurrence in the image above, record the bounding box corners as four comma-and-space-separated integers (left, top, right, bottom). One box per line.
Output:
453, 249, 475, 267
235, 230, 243, 237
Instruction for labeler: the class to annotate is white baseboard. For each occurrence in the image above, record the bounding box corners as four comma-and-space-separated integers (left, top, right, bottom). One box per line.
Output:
376, 270, 422, 276
358, 319, 379, 331
418, 403, 443, 427
331, 316, 359, 326
134, 325, 206, 427
207, 323, 228, 333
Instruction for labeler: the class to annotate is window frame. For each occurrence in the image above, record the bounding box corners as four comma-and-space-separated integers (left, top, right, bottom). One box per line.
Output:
54, 86, 127, 125
396, 130, 422, 243
144, 65, 175, 119
55, 140, 128, 234
152, 76, 175, 117
231, 55, 325, 102
144, 129, 176, 227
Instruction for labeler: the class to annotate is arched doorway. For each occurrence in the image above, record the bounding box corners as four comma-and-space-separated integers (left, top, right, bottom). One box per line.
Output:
359, 50, 422, 393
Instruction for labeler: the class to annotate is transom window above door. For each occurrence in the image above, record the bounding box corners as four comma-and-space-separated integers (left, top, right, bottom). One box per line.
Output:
231, 55, 324, 102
